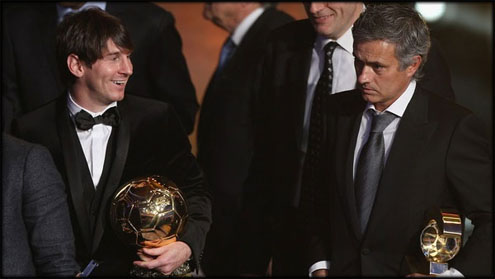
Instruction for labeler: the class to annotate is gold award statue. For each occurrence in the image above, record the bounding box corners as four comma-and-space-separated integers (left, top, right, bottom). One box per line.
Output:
419, 209, 463, 275
109, 175, 191, 277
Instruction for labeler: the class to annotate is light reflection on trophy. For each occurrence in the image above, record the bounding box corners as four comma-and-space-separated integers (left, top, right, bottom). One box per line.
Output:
109, 175, 191, 277
419, 209, 463, 275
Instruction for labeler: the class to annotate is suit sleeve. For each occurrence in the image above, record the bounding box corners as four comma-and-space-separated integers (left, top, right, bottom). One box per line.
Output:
148, 11, 198, 134
446, 113, 492, 276
159, 105, 212, 269
22, 144, 80, 276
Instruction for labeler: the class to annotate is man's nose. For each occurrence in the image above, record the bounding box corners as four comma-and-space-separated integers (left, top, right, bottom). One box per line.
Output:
120, 57, 133, 76
357, 65, 371, 84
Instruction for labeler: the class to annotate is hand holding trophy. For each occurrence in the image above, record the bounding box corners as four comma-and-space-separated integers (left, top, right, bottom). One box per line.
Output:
109, 175, 192, 277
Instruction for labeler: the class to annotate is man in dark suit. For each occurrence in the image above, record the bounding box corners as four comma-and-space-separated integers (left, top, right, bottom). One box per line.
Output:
308, 4, 492, 276
13, 9, 211, 276
2, 133, 80, 277
197, 3, 293, 276
241, 2, 456, 276
3, 2, 198, 134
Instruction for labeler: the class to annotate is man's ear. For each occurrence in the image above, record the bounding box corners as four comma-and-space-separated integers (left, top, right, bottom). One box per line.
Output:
67, 54, 85, 78
406, 55, 422, 78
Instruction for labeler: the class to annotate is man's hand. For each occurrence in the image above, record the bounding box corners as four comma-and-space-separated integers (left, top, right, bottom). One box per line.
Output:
133, 241, 192, 275
312, 269, 329, 277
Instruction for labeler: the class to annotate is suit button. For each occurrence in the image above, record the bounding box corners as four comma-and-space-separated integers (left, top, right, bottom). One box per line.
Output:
361, 248, 370, 255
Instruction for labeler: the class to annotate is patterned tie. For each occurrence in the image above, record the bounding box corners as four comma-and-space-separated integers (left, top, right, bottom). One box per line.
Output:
216, 37, 236, 76
354, 109, 396, 235
299, 42, 338, 214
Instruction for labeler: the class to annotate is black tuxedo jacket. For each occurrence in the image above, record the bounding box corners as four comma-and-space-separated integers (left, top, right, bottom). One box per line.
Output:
2, 2, 197, 133
308, 87, 492, 276
13, 95, 212, 276
197, 7, 293, 275
243, 19, 457, 275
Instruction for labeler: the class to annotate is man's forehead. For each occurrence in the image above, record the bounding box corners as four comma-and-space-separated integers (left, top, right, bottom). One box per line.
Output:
102, 39, 132, 55
354, 40, 395, 53
353, 40, 397, 62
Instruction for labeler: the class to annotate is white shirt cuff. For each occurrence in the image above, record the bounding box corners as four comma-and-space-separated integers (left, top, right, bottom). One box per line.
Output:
308, 261, 330, 277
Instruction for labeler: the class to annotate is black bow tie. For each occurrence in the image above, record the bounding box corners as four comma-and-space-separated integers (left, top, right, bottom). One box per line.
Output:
74, 107, 120, 130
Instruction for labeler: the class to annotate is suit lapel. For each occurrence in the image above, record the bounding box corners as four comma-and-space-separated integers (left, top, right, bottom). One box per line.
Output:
91, 100, 131, 253
55, 100, 93, 251
366, 89, 436, 238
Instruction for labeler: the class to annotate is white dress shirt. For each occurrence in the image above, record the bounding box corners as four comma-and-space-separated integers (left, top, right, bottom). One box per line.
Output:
301, 27, 356, 155
67, 93, 116, 188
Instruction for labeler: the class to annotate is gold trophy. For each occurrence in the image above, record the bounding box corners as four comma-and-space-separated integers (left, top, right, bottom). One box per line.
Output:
109, 175, 192, 277
419, 209, 463, 275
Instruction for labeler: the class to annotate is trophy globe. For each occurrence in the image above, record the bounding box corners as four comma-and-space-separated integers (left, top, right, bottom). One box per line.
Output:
109, 175, 191, 276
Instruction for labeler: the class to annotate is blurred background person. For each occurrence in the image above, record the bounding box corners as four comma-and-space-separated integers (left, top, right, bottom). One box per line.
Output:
197, 2, 293, 276
2, 133, 80, 277
2, 2, 198, 134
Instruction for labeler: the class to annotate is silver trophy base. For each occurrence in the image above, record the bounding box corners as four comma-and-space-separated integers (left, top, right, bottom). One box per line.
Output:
429, 262, 448, 275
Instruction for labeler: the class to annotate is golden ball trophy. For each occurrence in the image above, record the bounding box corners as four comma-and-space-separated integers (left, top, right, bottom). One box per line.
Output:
109, 175, 192, 277
419, 209, 463, 275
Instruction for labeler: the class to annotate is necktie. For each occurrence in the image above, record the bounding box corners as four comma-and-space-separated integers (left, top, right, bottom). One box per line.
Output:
299, 42, 338, 212
216, 37, 236, 75
354, 109, 396, 235
74, 107, 120, 130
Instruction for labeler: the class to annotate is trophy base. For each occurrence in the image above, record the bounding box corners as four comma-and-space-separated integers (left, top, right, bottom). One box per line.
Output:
429, 262, 448, 275
130, 261, 192, 277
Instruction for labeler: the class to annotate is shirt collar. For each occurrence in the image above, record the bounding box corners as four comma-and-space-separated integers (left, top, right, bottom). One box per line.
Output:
67, 92, 117, 118
57, 2, 107, 23
231, 7, 265, 46
365, 80, 417, 117
315, 26, 354, 55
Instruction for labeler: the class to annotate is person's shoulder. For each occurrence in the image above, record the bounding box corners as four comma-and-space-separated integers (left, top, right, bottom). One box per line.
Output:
330, 89, 362, 103
121, 95, 171, 112
328, 89, 365, 115
261, 7, 294, 26
16, 98, 60, 124
3, 133, 30, 152
3, 133, 48, 161
271, 19, 313, 38
267, 19, 314, 48
418, 87, 470, 114
415, 87, 474, 125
